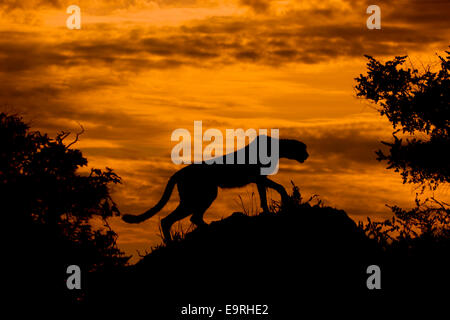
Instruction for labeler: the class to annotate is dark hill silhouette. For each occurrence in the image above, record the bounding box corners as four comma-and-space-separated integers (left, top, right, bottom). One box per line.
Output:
86, 194, 388, 315
85, 189, 449, 315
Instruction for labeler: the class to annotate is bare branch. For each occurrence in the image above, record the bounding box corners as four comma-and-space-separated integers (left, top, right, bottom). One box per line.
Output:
67, 122, 85, 148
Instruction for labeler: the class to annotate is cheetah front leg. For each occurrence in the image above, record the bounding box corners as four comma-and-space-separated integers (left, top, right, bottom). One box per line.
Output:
263, 178, 289, 204
257, 181, 270, 214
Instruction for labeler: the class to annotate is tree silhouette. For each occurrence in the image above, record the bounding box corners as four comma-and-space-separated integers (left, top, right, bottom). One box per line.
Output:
355, 50, 449, 190
1, 113, 128, 304
355, 50, 450, 244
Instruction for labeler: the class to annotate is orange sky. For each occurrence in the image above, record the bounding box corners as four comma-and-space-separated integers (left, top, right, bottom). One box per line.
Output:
1, 0, 449, 261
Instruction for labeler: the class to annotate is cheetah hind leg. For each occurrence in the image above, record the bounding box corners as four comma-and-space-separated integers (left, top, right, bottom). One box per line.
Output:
160, 204, 190, 242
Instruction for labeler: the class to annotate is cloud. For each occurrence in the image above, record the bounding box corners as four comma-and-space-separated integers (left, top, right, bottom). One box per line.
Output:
239, 0, 270, 13
1, 7, 448, 81
364, 0, 450, 26
0, 0, 62, 10
0, 0, 159, 11
0, 0, 449, 87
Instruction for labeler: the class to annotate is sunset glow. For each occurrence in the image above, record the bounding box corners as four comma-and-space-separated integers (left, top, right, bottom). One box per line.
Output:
2, 0, 449, 261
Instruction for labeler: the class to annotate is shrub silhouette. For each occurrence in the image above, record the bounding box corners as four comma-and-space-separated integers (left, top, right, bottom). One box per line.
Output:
1, 113, 129, 305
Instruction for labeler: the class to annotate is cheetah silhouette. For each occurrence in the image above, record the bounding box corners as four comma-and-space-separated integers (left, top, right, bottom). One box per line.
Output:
122, 136, 308, 240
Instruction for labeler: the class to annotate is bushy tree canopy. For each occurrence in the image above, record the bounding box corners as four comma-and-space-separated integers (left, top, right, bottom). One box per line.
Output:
355, 50, 450, 245
1, 113, 128, 303
355, 50, 450, 189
